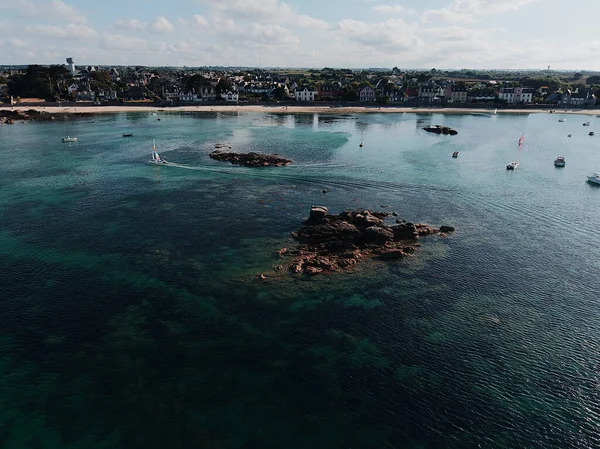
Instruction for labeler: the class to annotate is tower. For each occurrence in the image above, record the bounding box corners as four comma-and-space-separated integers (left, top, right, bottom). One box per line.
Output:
66, 57, 76, 75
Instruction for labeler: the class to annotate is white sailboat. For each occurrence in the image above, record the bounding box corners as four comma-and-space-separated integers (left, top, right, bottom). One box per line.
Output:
149, 139, 168, 165
507, 133, 523, 170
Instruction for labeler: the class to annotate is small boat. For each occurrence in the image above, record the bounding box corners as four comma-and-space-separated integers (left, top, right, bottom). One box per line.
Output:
151, 112, 157, 116
359, 131, 364, 148
589, 131, 595, 136
493, 108, 497, 115
149, 139, 168, 165
587, 173, 600, 184
157, 118, 161, 121
452, 151, 459, 158
61, 136, 77, 143
558, 116, 566, 122
567, 134, 572, 138
122, 133, 133, 137
506, 161, 519, 170
518, 133, 525, 146
554, 157, 565, 167
583, 122, 591, 126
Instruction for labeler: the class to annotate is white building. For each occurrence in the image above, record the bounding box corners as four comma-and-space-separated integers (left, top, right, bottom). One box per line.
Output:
221, 91, 239, 103
295, 86, 317, 102
179, 91, 199, 102
66, 57, 76, 75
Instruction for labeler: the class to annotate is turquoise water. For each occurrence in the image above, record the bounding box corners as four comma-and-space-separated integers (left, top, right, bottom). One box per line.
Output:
1, 111, 600, 448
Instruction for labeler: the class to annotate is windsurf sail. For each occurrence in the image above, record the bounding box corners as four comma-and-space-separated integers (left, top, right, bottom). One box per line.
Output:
152, 139, 160, 161
518, 133, 525, 146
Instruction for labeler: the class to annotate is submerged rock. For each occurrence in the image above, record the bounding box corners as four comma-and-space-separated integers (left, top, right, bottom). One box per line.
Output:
423, 125, 458, 135
209, 149, 292, 167
274, 207, 455, 277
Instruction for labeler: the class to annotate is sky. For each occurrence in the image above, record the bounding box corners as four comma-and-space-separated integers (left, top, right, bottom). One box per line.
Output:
1, 0, 599, 70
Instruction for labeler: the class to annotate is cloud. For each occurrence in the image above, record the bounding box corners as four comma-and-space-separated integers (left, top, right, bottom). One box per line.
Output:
372, 5, 417, 15
151, 16, 174, 33
197, 0, 328, 29
114, 18, 146, 32
332, 18, 423, 52
101, 33, 148, 51
112, 16, 174, 33
25, 23, 99, 40
0, 0, 87, 23
422, 0, 540, 23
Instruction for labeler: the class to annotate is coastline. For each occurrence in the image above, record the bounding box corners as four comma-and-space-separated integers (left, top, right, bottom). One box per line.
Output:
6, 104, 600, 116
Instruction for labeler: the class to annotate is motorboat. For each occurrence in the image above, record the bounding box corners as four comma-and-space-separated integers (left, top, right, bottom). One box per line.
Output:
567, 134, 572, 138
61, 136, 77, 143
506, 161, 519, 170
558, 117, 566, 122
554, 157, 565, 167
452, 151, 459, 158
583, 122, 591, 126
122, 133, 133, 137
587, 173, 600, 184
590, 131, 595, 136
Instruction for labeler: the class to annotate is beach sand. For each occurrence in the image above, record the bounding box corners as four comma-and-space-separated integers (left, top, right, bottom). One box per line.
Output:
7, 104, 600, 116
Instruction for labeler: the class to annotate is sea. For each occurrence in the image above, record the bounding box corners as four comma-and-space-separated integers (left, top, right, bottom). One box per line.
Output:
1, 110, 599, 449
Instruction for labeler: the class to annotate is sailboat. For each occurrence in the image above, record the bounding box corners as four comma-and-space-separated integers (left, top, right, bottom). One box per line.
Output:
493, 108, 497, 115
149, 139, 168, 165
507, 133, 523, 170
359, 131, 364, 148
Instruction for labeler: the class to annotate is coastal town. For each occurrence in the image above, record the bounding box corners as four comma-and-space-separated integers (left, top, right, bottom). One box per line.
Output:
1, 58, 599, 109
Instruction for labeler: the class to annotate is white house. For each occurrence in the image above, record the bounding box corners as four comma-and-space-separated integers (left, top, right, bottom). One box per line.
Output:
179, 91, 199, 102
295, 86, 317, 102
358, 86, 376, 102
67, 83, 79, 95
221, 91, 239, 103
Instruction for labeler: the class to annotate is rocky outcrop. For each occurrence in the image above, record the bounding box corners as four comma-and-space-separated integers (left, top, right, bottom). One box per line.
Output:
209, 150, 292, 167
274, 207, 455, 276
423, 125, 458, 135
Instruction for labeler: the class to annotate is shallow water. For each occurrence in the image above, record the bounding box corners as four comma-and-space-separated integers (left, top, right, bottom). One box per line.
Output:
1, 111, 599, 448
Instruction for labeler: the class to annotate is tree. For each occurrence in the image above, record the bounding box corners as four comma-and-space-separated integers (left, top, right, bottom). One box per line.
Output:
273, 86, 286, 100
586, 75, 600, 85
216, 78, 233, 96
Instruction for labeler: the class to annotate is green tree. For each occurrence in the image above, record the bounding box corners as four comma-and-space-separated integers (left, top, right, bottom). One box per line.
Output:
216, 78, 233, 95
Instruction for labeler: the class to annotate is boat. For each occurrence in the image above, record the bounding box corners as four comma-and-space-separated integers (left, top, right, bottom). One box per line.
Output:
590, 131, 595, 136
587, 173, 600, 184
61, 136, 77, 143
567, 134, 572, 138
452, 151, 459, 158
359, 131, 364, 148
506, 161, 519, 170
583, 122, 591, 126
558, 116, 566, 122
518, 133, 525, 146
554, 157, 565, 167
493, 108, 497, 115
157, 118, 161, 121
122, 133, 133, 137
149, 139, 168, 165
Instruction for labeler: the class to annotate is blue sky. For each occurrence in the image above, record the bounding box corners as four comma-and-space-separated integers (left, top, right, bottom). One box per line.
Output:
1, 0, 599, 70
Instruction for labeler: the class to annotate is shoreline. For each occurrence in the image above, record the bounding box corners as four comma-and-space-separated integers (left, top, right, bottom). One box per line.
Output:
5, 104, 600, 116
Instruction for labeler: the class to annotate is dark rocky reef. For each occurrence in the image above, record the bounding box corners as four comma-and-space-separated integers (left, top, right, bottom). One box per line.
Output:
0, 109, 90, 124
267, 206, 455, 277
209, 149, 292, 167
423, 125, 458, 135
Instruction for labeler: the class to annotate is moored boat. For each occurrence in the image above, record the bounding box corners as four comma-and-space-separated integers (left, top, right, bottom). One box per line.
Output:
61, 136, 77, 143
506, 161, 519, 170
583, 122, 591, 126
589, 131, 595, 136
554, 157, 565, 167
122, 133, 133, 137
452, 151, 459, 158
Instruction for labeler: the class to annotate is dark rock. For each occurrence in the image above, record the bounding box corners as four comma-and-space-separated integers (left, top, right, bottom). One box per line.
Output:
363, 226, 394, 244
423, 124, 458, 135
293, 220, 361, 243
379, 250, 405, 260
391, 222, 418, 240
439, 225, 455, 232
209, 150, 291, 167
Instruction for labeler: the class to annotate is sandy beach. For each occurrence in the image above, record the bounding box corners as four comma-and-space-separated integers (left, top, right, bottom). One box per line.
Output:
6, 104, 600, 116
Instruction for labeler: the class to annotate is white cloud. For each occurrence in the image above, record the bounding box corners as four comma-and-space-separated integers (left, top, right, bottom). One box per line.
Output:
101, 33, 148, 51
197, 0, 328, 29
150, 16, 174, 33
25, 24, 99, 40
192, 14, 209, 27
1, 0, 87, 23
422, 0, 540, 23
114, 18, 146, 32
372, 5, 417, 15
